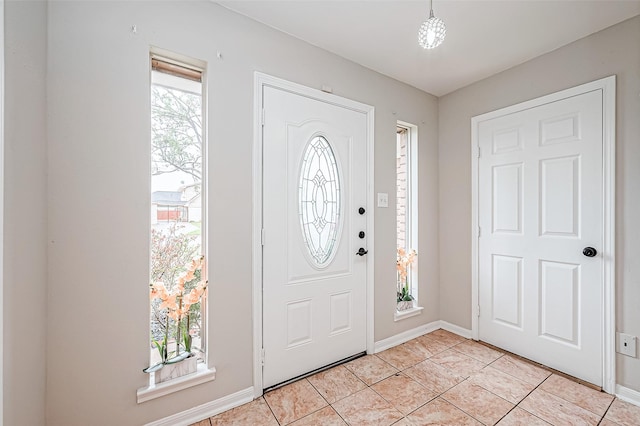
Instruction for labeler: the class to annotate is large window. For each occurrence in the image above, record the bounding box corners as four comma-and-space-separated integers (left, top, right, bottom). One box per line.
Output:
149, 57, 206, 366
396, 123, 418, 309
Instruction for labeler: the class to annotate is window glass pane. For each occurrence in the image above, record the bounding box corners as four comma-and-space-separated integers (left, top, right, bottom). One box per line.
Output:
298, 136, 341, 267
149, 68, 205, 365
397, 125, 418, 306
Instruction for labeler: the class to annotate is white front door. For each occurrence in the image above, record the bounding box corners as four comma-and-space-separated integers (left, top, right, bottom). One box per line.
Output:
477, 89, 604, 385
262, 85, 369, 389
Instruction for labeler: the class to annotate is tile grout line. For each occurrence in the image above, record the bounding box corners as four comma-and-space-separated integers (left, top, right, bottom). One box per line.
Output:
372, 352, 443, 423
428, 339, 506, 423
479, 340, 604, 391
538, 376, 615, 420
437, 368, 513, 425
305, 375, 349, 425
491, 372, 552, 426
397, 337, 476, 422
415, 341, 552, 425
262, 393, 284, 426
510, 372, 569, 425
339, 338, 529, 425
395, 337, 479, 422
344, 348, 449, 424
596, 396, 617, 426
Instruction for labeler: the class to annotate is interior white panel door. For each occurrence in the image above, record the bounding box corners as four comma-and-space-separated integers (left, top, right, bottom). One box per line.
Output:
478, 89, 603, 385
262, 85, 368, 388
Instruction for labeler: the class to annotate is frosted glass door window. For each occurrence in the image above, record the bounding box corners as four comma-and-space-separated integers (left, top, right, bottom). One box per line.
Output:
298, 136, 342, 266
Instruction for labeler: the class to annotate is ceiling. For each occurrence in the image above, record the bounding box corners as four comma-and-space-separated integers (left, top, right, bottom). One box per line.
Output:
217, 0, 640, 96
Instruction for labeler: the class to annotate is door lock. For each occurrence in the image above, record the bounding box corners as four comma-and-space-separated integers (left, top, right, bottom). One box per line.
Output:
356, 247, 368, 256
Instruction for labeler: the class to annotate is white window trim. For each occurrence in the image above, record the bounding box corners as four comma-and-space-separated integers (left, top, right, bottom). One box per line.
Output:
137, 365, 216, 403
396, 121, 420, 315
143, 48, 211, 399
394, 306, 424, 322
0, 1, 5, 421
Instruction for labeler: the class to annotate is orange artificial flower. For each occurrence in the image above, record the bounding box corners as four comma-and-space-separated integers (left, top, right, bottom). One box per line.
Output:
397, 247, 417, 288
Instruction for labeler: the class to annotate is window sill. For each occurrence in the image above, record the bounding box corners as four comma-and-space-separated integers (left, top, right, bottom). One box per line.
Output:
137, 363, 216, 403
394, 306, 424, 322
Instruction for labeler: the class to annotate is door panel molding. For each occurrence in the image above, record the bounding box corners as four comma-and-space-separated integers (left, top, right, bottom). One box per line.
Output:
471, 76, 615, 393
252, 72, 375, 397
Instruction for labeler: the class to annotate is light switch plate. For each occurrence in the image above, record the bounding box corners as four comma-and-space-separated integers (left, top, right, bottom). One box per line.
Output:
377, 193, 388, 208
617, 332, 637, 357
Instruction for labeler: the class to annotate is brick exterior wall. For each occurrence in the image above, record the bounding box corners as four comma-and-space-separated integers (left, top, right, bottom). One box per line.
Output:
396, 129, 408, 250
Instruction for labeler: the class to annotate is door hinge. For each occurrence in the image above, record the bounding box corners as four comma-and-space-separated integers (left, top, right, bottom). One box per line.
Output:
477, 305, 481, 317
261, 348, 265, 366
261, 228, 265, 246
477, 226, 481, 237
476, 146, 481, 158
261, 108, 266, 126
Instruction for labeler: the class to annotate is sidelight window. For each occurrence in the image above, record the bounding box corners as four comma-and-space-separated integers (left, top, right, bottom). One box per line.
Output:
396, 122, 419, 314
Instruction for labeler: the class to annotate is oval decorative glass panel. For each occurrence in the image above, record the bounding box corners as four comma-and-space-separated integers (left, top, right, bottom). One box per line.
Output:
298, 136, 342, 266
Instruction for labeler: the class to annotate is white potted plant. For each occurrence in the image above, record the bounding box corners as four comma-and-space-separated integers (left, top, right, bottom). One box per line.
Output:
397, 248, 417, 311
144, 255, 207, 383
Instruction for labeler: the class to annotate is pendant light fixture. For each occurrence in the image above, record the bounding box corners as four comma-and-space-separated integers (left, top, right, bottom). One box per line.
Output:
418, 0, 446, 49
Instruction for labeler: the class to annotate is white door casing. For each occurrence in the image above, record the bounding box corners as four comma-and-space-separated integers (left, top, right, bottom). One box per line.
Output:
253, 73, 375, 394
471, 76, 615, 391
0, 1, 4, 421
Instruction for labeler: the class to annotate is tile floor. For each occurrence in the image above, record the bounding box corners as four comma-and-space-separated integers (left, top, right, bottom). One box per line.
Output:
192, 329, 640, 425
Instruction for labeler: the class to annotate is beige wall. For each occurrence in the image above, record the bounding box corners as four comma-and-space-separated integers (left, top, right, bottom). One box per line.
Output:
3, 1, 48, 425
438, 15, 640, 392
41, 1, 438, 424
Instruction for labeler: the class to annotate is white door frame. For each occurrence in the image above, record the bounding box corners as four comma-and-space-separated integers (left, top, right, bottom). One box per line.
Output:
471, 76, 616, 393
252, 72, 375, 397
0, 1, 5, 421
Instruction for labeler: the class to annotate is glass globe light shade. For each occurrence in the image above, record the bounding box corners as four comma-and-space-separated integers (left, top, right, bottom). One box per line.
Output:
418, 11, 446, 49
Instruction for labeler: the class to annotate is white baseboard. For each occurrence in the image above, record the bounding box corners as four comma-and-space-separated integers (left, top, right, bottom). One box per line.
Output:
616, 384, 640, 407
374, 320, 472, 353
145, 387, 254, 426
439, 321, 473, 339
374, 320, 441, 353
